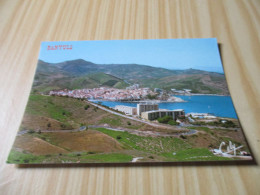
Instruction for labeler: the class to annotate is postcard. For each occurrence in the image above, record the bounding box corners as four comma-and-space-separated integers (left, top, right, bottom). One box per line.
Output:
7, 38, 253, 164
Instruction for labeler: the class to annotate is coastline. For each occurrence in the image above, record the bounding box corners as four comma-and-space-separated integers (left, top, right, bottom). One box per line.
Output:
172, 93, 230, 97
89, 99, 187, 103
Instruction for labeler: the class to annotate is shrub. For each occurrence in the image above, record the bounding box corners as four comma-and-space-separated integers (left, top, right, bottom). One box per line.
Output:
116, 136, 122, 140
180, 135, 187, 139
222, 120, 236, 128
23, 159, 29, 163
60, 124, 66, 128
127, 121, 131, 125
157, 116, 173, 124
148, 156, 154, 159
28, 130, 35, 134
168, 120, 178, 126
47, 123, 51, 128
146, 94, 157, 100
84, 105, 90, 110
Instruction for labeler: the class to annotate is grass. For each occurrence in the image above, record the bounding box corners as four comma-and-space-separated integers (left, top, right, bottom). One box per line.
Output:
32, 130, 123, 153
80, 153, 132, 163
26, 95, 74, 122
98, 116, 122, 126
162, 148, 231, 161
11, 94, 249, 164
95, 128, 192, 154
7, 149, 132, 164
7, 149, 46, 164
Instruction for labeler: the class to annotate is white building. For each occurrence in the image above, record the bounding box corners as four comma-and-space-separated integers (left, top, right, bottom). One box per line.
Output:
141, 109, 185, 120
114, 105, 137, 115
137, 103, 159, 116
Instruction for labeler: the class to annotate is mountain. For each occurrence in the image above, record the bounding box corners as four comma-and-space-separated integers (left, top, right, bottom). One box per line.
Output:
70, 72, 129, 89
33, 59, 229, 95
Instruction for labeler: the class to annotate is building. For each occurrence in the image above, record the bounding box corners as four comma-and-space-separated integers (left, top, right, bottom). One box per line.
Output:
137, 103, 159, 116
141, 109, 185, 120
114, 105, 137, 115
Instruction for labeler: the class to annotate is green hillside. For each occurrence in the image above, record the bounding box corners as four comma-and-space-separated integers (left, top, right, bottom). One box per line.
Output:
34, 59, 228, 94
138, 73, 228, 94
70, 72, 129, 89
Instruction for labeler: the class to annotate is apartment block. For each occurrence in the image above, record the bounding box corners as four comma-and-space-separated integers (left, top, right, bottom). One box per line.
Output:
137, 103, 159, 116
141, 109, 185, 120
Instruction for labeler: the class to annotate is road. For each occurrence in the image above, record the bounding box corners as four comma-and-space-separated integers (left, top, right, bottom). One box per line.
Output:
17, 126, 86, 136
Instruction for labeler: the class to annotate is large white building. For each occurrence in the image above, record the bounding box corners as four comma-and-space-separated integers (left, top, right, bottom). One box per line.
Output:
137, 103, 159, 116
141, 109, 185, 120
114, 105, 137, 115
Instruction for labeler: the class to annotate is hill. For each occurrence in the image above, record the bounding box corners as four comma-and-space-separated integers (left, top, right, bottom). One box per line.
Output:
34, 59, 229, 94
70, 72, 129, 89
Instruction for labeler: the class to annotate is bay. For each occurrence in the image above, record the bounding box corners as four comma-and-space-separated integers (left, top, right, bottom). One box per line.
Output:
92, 95, 238, 119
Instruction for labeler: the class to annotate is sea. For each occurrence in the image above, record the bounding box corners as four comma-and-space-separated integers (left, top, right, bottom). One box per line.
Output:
91, 95, 238, 119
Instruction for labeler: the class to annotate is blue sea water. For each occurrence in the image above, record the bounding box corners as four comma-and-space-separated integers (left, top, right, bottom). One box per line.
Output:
92, 95, 238, 119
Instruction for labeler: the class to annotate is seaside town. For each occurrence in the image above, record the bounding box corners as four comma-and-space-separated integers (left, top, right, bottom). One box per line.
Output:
48, 84, 189, 122
49, 84, 185, 102
48, 85, 225, 123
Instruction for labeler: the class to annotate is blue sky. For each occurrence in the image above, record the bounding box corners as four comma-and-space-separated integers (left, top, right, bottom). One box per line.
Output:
39, 38, 224, 73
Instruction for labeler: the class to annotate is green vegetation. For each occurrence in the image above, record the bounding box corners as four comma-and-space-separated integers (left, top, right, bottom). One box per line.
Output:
80, 153, 132, 163
95, 128, 192, 154
167, 120, 179, 126
193, 120, 237, 128
35, 60, 228, 94
99, 116, 122, 126
162, 148, 230, 161
139, 75, 224, 94
57, 72, 129, 90
157, 116, 179, 126
146, 94, 158, 100
157, 116, 173, 124
7, 150, 46, 164
84, 105, 90, 110
26, 95, 73, 123
7, 150, 132, 164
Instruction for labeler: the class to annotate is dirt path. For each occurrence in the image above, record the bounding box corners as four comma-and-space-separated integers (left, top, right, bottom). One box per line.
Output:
17, 126, 86, 136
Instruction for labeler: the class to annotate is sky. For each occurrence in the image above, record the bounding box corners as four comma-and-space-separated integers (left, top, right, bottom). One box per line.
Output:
39, 38, 224, 73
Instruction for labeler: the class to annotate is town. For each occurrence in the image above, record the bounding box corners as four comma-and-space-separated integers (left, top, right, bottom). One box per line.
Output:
49, 86, 184, 102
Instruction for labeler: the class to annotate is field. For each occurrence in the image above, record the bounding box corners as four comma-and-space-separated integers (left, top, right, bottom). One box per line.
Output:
7, 94, 250, 164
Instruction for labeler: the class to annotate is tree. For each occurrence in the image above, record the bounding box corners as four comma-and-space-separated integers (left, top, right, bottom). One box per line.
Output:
168, 120, 178, 125
157, 116, 173, 124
